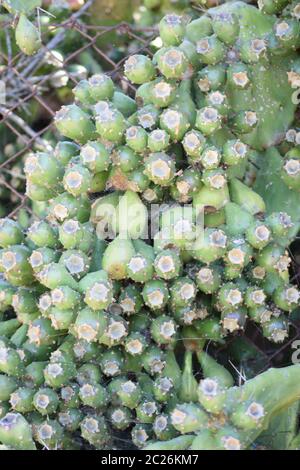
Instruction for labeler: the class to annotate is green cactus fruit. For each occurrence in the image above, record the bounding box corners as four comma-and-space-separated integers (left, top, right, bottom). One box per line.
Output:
36, 263, 78, 291
153, 414, 177, 441
124, 55, 156, 84
72, 340, 100, 365
116, 378, 142, 409
192, 228, 228, 264
33, 387, 59, 416
95, 104, 126, 143
25, 182, 56, 202
153, 376, 175, 403
124, 332, 147, 356
76, 364, 102, 386
50, 286, 80, 311
263, 316, 289, 344
113, 92, 137, 118
29, 248, 58, 273
127, 248, 154, 283
59, 250, 90, 280
80, 415, 110, 449
231, 110, 258, 134
154, 249, 181, 280
186, 15, 213, 43
226, 62, 251, 90
195, 107, 222, 136
24, 362, 47, 388
170, 276, 197, 308
107, 406, 132, 431
221, 307, 247, 333
79, 382, 108, 409
150, 79, 176, 109
0, 219, 24, 248
102, 236, 135, 280
148, 129, 170, 152
194, 317, 225, 344
112, 146, 140, 173
24, 152, 63, 188
223, 140, 249, 167
280, 149, 300, 191
54, 142, 80, 167
197, 350, 234, 388
12, 288, 37, 315
170, 403, 209, 434
159, 14, 185, 46
230, 178, 266, 215
151, 315, 177, 346
142, 279, 169, 311
99, 348, 124, 379
48, 307, 76, 331
63, 164, 92, 197
196, 64, 226, 92
125, 126, 148, 153
258, 0, 290, 14
73, 80, 94, 106
195, 265, 221, 294
136, 399, 159, 424
15, 14, 41, 56
273, 284, 299, 312
157, 47, 189, 79
0, 245, 34, 286
27, 220, 59, 249
79, 271, 113, 311
244, 286, 267, 309
80, 141, 110, 173
88, 74, 115, 101
58, 409, 83, 433
99, 313, 128, 347
142, 346, 166, 376
0, 375, 18, 402
171, 168, 202, 203
131, 423, 152, 448
49, 193, 90, 224
182, 130, 206, 160
114, 191, 148, 239
212, 11, 240, 45
73, 307, 107, 343
119, 284, 144, 316
202, 168, 227, 191
0, 413, 36, 450
197, 376, 228, 415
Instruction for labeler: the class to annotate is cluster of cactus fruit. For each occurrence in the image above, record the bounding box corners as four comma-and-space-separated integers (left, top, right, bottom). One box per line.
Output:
0, 0, 299, 450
